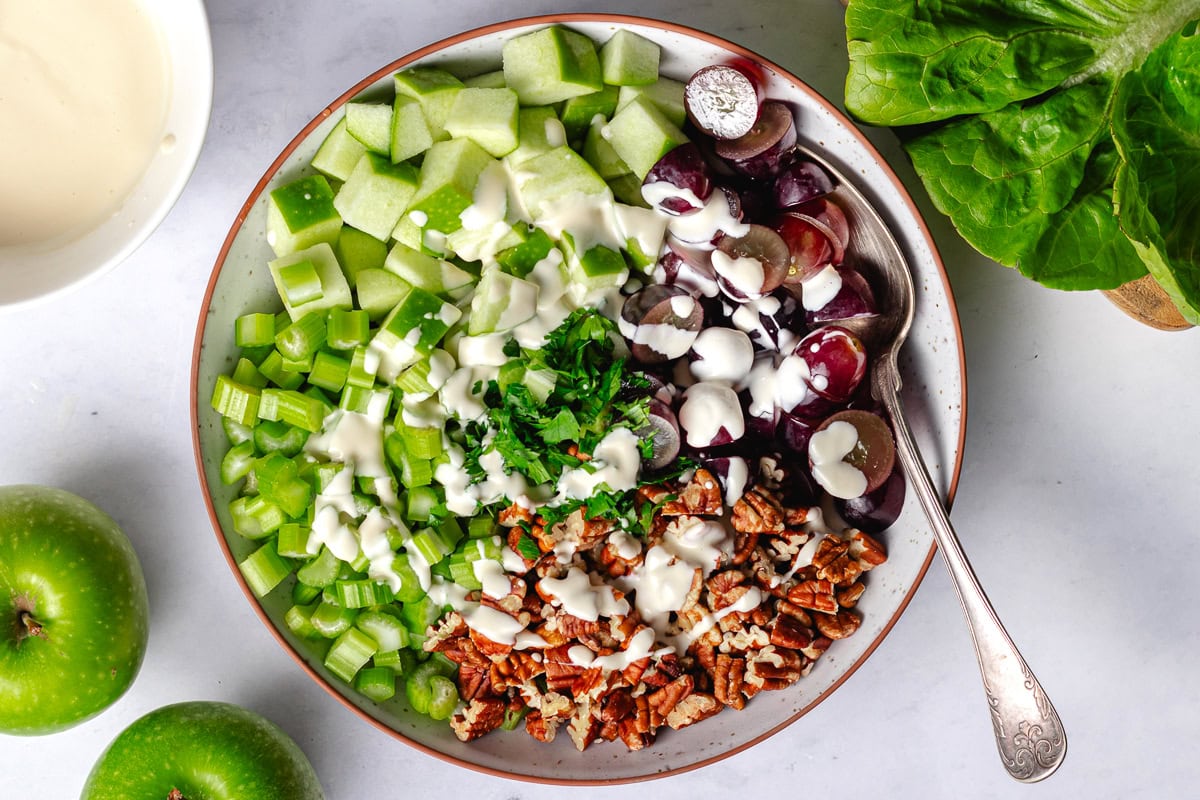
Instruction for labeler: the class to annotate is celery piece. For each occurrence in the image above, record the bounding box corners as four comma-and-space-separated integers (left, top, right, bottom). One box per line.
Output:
409, 527, 453, 566
275, 312, 328, 361
501, 704, 529, 731
292, 580, 321, 605
399, 452, 433, 490
389, 553, 427, 604
211, 375, 261, 427
438, 517, 463, 550
447, 559, 482, 590
284, 600, 322, 639
253, 453, 313, 518
238, 543, 294, 597
269, 243, 353, 322
356, 610, 410, 651
345, 346, 378, 389
235, 312, 277, 348
377, 647, 418, 675
325, 627, 378, 683
276, 259, 325, 306
525, 367, 557, 404
334, 579, 395, 609
309, 462, 344, 494
404, 485, 439, 522
259, 388, 326, 432
400, 423, 442, 460
427, 674, 458, 721
466, 515, 498, 540
308, 351, 350, 392
403, 659, 441, 715
297, 545, 341, 589
256, 350, 305, 390
276, 522, 311, 559
231, 357, 268, 389
398, 593, 441, 636
220, 440, 256, 485
327, 308, 371, 350
356, 665, 397, 702
280, 353, 314, 373
229, 495, 286, 539
339, 385, 390, 415
252, 419, 308, 457
310, 599, 359, 639
222, 416, 254, 446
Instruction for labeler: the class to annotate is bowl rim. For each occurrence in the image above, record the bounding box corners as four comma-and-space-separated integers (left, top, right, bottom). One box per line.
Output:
0, 0, 214, 312
190, 11, 967, 785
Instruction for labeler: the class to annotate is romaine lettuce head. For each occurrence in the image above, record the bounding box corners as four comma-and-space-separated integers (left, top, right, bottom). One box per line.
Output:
845, 0, 1200, 323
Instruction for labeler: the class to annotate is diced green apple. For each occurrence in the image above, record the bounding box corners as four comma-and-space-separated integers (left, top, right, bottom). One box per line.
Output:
368, 286, 462, 382
468, 267, 539, 334
444, 87, 520, 157
354, 268, 412, 320
333, 225, 388, 289
558, 85, 618, 143
600, 30, 661, 86
505, 106, 566, 167
333, 153, 419, 241
390, 94, 434, 164
312, 117, 369, 182
501, 26, 603, 105
604, 95, 689, 179
406, 138, 495, 234
616, 76, 688, 128
383, 242, 475, 297
393, 66, 465, 142
513, 145, 609, 219
266, 175, 341, 258
345, 102, 394, 155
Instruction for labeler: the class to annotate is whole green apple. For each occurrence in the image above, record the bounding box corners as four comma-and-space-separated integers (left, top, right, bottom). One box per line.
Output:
0, 484, 149, 735
81, 700, 326, 800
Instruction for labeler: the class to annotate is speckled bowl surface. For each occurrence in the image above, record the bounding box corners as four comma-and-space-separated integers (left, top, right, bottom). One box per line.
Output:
191, 13, 965, 784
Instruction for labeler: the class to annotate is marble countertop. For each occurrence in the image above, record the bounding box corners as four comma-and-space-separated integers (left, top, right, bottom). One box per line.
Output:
3, 1, 1199, 797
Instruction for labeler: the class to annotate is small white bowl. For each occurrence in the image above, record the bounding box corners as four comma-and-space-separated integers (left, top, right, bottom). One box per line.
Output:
192, 13, 966, 784
0, 0, 213, 310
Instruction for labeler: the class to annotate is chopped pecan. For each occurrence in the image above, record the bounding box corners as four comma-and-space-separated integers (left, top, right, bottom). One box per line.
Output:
524, 709, 559, 743
745, 645, 805, 691
815, 608, 862, 640
848, 529, 887, 569
616, 694, 657, 751
568, 702, 601, 751
800, 635, 833, 661
710, 653, 747, 710
666, 692, 723, 730
812, 537, 862, 586
718, 624, 770, 654
731, 487, 785, 533
490, 651, 544, 692
450, 697, 507, 742
498, 502, 533, 527
774, 598, 814, 627
784, 506, 814, 527
468, 626, 513, 660
836, 581, 866, 608
785, 579, 838, 614
660, 468, 723, 516
456, 661, 493, 701
505, 527, 538, 570
647, 674, 694, 718
768, 612, 815, 650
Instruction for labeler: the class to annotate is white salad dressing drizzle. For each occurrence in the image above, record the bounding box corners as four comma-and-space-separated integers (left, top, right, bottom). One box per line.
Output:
689, 327, 754, 384
666, 190, 751, 245
678, 382, 744, 447
711, 250, 765, 298
539, 567, 631, 621
800, 264, 843, 311
809, 420, 868, 499
556, 427, 642, 501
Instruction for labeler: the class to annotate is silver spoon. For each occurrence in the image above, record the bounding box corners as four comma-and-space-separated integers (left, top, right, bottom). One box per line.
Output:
797, 143, 1067, 782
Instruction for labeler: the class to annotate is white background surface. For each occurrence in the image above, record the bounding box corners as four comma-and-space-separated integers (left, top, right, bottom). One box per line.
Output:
2, 1, 1199, 798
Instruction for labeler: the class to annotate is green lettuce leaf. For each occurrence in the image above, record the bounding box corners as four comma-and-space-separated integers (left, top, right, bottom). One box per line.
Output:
845, 0, 1200, 308
1111, 23, 1200, 323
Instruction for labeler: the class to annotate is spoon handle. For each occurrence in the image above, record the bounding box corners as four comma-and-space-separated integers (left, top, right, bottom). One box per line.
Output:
877, 371, 1067, 782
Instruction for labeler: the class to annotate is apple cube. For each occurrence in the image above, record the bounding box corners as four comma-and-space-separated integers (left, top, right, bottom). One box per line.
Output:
368, 286, 462, 382
266, 175, 341, 257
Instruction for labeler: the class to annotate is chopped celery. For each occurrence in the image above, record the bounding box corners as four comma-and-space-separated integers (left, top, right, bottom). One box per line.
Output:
253, 453, 312, 518
236, 312, 277, 348
400, 423, 442, 460
355, 665, 397, 702
308, 351, 350, 392
327, 307, 371, 350
447, 558, 482, 590
238, 543, 294, 597
376, 648, 418, 675
221, 416, 254, 446
466, 514, 498, 539
252, 419, 308, 456
324, 626, 378, 683
310, 598, 359, 638
276, 522, 311, 559
427, 674, 458, 720
296, 546, 341, 588
410, 527, 452, 566
501, 703, 529, 731
389, 553, 427, 604
398, 593, 441, 635
276, 312, 328, 361
334, 578, 395, 608
280, 352, 314, 373
256, 350, 305, 390
211, 375, 261, 427
284, 600, 322, 639
356, 610, 410, 651
259, 388, 326, 432
292, 579, 322, 605
404, 485, 439, 522
229, 495, 287, 539
220, 440, 256, 485
232, 357, 268, 389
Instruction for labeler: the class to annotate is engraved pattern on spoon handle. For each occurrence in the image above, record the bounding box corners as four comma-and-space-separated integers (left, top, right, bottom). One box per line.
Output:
876, 364, 1067, 782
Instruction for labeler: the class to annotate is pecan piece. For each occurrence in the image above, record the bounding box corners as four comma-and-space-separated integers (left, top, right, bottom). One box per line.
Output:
647, 674, 694, 718
785, 579, 838, 614
660, 468, 723, 516
666, 692, 723, 730
450, 697, 507, 742
812, 536, 862, 586
836, 581, 866, 608
746, 645, 805, 691
731, 487, 785, 533
768, 612, 815, 650
497, 502, 533, 527
814, 608, 862, 640
710, 653, 747, 710
848, 529, 887, 569
524, 709, 559, 743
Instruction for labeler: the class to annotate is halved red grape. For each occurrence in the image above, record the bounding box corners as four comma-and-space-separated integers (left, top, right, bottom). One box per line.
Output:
775, 212, 834, 283
836, 468, 905, 533
804, 266, 878, 325
700, 455, 751, 505
688, 326, 754, 384
728, 288, 804, 352
778, 410, 817, 454
792, 198, 849, 264
678, 382, 745, 448
685, 65, 761, 141
715, 101, 797, 179
656, 242, 720, 298
773, 159, 836, 209
813, 409, 895, 495
642, 142, 714, 215
795, 325, 866, 402
712, 224, 790, 300
644, 398, 682, 470
620, 285, 705, 363
667, 186, 746, 247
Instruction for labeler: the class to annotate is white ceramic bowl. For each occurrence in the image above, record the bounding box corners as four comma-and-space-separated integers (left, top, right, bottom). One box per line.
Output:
0, 0, 213, 309
191, 14, 966, 784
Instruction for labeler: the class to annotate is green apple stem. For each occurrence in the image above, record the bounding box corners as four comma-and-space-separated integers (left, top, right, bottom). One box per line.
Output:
17, 609, 46, 642
168, 789, 187, 800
